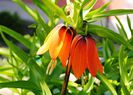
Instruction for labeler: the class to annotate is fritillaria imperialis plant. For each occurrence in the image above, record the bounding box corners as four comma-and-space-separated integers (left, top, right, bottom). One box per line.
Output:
0, 0, 133, 95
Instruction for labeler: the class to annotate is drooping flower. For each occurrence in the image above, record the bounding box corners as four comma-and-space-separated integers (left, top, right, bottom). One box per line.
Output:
69, 35, 103, 78
37, 24, 75, 67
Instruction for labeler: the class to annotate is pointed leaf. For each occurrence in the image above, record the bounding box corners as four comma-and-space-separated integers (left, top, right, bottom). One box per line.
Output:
35, 10, 50, 32
87, 24, 133, 50
13, 0, 38, 21
127, 15, 133, 36
33, 0, 52, 19
0, 81, 40, 94
119, 45, 129, 85
42, 0, 70, 23
97, 73, 117, 95
93, 9, 133, 19
40, 81, 52, 95
1, 33, 29, 63
0, 25, 32, 49
83, 0, 97, 17
0, 47, 10, 57
83, 76, 94, 92
85, 9, 133, 21
84, 2, 110, 19
116, 16, 128, 40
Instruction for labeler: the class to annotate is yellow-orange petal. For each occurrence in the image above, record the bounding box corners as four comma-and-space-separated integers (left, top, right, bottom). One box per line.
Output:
49, 26, 67, 60
87, 37, 103, 77
45, 24, 64, 43
59, 29, 73, 67
37, 24, 64, 55
36, 44, 49, 55
70, 37, 87, 78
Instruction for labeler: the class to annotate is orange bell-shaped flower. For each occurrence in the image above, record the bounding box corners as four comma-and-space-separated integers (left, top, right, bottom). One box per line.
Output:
37, 24, 75, 67
69, 35, 103, 78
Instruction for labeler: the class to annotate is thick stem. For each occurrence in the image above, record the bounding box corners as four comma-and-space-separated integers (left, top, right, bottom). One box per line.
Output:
61, 65, 71, 95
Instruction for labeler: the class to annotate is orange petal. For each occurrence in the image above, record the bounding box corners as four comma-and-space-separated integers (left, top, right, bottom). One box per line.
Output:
49, 26, 67, 59
59, 29, 73, 67
70, 37, 87, 78
70, 35, 82, 55
37, 24, 64, 55
87, 37, 103, 77
69, 35, 82, 66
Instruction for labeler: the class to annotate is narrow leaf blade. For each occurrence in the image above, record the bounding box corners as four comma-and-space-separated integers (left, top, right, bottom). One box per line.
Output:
97, 73, 117, 95
0, 25, 32, 49
1, 33, 29, 63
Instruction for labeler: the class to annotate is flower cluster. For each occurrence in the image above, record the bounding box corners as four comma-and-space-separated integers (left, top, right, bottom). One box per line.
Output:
37, 24, 103, 78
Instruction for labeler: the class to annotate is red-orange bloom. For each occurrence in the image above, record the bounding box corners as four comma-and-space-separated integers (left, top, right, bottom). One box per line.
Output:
69, 35, 103, 78
37, 24, 75, 67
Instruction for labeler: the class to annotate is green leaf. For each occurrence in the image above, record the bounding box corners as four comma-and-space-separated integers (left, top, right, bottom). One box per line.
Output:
73, 1, 83, 28
32, 0, 52, 19
119, 45, 129, 85
83, 76, 94, 93
41, 0, 69, 23
0, 47, 10, 57
121, 79, 130, 95
129, 67, 133, 81
87, 24, 133, 50
84, 2, 110, 19
85, 9, 133, 21
35, 10, 50, 32
83, 0, 97, 17
116, 24, 126, 39
127, 15, 133, 36
88, 24, 125, 44
93, 9, 133, 18
0, 81, 41, 94
1, 33, 29, 63
14, 0, 50, 32
0, 25, 32, 49
68, 81, 79, 88
103, 39, 112, 61
97, 73, 117, 95
40, 81, 52, 95
115, 16, 128, 40
81, 0, 91, 7
13, 0, 38, 21
0, 67, 12, 72
0, 76, 10, 82
36, 25, 46, 44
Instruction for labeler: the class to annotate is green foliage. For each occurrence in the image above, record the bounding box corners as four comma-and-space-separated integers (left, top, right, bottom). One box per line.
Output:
0, 0, 133, 95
